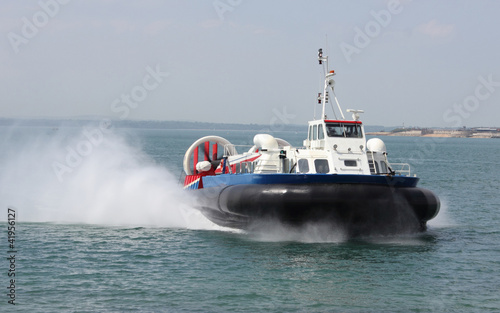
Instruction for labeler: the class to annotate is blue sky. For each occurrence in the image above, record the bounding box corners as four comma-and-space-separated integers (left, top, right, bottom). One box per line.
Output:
2, 0, 500, 127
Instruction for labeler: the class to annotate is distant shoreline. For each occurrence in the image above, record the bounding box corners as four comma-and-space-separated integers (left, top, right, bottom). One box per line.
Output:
1, 118, 499, 138
367, 130, 500, 139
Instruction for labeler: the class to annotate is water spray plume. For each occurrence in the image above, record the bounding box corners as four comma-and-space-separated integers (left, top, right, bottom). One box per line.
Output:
0, 126, 216, 229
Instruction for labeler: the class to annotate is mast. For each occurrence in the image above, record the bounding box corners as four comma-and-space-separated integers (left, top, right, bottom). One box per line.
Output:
317, 48, 345, 120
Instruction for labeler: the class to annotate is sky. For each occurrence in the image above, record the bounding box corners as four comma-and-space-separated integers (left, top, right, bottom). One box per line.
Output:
2, 0, 500, 128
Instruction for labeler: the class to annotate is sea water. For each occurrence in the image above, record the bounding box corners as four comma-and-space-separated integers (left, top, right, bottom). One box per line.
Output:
0, 125, 499, 312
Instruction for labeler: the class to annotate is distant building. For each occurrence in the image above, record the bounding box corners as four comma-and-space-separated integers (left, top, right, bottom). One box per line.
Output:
474, 127, 499, 132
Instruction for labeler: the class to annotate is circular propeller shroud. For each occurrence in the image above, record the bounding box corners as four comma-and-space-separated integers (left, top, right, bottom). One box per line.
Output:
183, 136, 236, 175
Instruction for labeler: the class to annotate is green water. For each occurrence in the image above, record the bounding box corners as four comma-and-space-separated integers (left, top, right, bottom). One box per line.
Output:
1, 127, 499, 312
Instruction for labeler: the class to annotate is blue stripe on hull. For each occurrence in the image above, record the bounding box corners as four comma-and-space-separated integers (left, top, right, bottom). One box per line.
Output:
201, 173, 419, 188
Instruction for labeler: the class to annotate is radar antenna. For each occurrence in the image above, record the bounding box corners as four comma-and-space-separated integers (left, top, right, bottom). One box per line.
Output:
346, 109, 364, 121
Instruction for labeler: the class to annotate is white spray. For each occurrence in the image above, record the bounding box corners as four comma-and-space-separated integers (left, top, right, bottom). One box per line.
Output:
0, 125, 217, 229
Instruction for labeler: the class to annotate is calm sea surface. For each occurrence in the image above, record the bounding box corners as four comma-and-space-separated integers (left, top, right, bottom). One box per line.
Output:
1, 126, 499, 312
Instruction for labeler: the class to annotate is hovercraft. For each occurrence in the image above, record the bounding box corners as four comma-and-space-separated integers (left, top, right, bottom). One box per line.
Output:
182, 49, 440, 236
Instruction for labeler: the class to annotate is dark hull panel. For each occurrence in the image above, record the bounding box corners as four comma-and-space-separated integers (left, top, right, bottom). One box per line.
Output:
193, 183, 440, 236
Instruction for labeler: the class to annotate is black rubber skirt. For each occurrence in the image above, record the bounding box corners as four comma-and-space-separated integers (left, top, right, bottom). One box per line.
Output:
193, 183, 440, 236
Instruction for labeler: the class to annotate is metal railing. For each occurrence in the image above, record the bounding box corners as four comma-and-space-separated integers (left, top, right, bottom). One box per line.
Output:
223, 144, 240, 156
389, 163, 411, 176
225, 157, 295, 174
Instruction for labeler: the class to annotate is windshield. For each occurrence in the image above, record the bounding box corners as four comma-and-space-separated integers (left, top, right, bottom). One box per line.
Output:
325, 123, 362, 138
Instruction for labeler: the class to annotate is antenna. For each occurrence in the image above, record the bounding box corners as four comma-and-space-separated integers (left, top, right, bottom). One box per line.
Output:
318, 48, 345, 120
346, 109, 364, 121
325, 34, 329, 59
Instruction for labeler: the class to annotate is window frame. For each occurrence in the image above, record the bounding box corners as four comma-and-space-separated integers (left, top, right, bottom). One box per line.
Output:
298, 159, 309, 173
314, 159, 330, 173
325, 123, 363, 138
318, 124, 324, 139
344, 160, 357, 167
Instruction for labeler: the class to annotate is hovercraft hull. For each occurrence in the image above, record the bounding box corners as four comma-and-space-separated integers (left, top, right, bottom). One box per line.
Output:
181, 48, 441, 236
193, 182, 440, 236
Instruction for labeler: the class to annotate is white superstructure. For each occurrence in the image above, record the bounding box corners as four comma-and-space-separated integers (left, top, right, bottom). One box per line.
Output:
184, 49, 410, 178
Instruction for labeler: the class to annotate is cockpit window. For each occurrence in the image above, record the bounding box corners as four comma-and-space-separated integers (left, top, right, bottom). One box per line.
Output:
318, 124, 324, 139
314, 159, 330, 173
325, 123, 362, 138
298, 159, 309, 173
